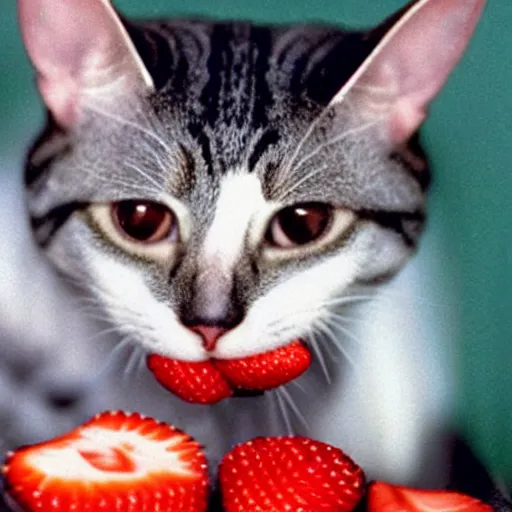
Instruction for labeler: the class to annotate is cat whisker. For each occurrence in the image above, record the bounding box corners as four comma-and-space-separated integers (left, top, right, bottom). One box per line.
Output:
273, 389, 294, 436
72, 289, 122, 307
350, 281, 450, 309
276, 117, 381, 199
289, 379, 308, 395
72, 310, 114, 325
123, 344, 144, 380
94, 335, 134, 380
76, 325, 123, 344
276, 164, 329, 202
123, 161, 163, 191
74, 301, 140, 326
73, 288, 125, 310
314, 319, 357, 370
137, 349, 148, 374
307, 332, 332, 385
83, 102, 174, 159
278, 102, 336, 187
322, 314, 363, 347
262, 314, 313, 339
70, 164, 161, 197
59, 272, 107, 298
318, 294, 376, 308
71, 301, 109, 315
262, 298, 365, 337
135, 346, 148, 377
85, 306, 154, 336
375, 290, 448, 310
262, 307, 355, 354
324, 312, 363, 325
279, 386, 310, 433
107, 336, 135, 363
292, 119, 380, 179
69, 280, 152, 328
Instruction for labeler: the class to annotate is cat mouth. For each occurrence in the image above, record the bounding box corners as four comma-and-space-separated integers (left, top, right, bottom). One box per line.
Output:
146, 340, 312, 404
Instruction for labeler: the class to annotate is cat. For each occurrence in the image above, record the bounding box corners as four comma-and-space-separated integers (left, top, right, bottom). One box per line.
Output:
4, 0, 486, 489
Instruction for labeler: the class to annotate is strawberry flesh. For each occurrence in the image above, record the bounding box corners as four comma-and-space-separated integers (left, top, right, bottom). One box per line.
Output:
2, 411, 209, 512
147, 340, 311, 405
78, 445, 137, 472
368, 482, 493, 512
219, 436, 365, 512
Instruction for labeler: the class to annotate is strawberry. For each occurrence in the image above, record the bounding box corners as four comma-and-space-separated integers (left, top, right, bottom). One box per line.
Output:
147, 340, 311, 405
2, 411, 209, 512
219, 436, 365, 512
147, 356, 234, 404
368, 482, 493, 512
214, 340, 312, 391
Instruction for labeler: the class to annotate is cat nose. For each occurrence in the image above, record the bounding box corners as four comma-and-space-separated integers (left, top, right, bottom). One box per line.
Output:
189, 325, 228, 351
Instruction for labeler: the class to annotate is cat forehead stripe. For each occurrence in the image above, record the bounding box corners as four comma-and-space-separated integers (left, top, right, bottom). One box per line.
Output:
201, 172, 266, 269
197, 172, 266, 319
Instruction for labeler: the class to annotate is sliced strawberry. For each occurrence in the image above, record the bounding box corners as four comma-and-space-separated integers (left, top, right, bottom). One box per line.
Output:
147, 341, 311, 405
368, 482, 493, 512
219, 436, 365, 512
147, 355, 233, 404
214, 340, 312, 391
2, 411, 209, 512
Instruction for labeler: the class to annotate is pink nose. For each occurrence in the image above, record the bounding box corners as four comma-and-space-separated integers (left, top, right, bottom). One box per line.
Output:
190, 325, 227, 351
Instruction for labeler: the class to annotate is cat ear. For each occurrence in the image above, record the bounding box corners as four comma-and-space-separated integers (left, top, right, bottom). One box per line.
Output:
17, 0, 154, 128
331, 0, 486, 145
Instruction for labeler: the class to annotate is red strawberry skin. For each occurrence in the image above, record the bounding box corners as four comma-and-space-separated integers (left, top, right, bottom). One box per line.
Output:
219, 436, 365, 512
2, 411, 209, 512
214, 340, 312, 391
147, 355, 233, 404
368, 482, 493, 512
147, 341, 312, 405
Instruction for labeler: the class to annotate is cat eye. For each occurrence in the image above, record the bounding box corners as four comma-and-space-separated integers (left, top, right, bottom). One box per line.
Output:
113, 201, 175, 244
266, 202, 332, 248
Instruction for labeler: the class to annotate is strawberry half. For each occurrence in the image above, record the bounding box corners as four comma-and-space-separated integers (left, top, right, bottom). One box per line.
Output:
2, 411, 209, 512
214, 340, 312, 391
368, 482, 493, 512
147, 340, 311, 405
219, 436, 365, 512
147, 356, 234, 405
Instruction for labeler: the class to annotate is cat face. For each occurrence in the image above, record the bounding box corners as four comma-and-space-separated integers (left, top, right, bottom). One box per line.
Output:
20, 0, 484, 362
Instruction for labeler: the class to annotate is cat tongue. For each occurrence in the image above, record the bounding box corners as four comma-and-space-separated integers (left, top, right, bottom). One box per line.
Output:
147, 341, 311, 405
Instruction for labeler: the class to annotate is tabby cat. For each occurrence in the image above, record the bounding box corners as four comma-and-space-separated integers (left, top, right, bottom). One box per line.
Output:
8, 0, 485, 487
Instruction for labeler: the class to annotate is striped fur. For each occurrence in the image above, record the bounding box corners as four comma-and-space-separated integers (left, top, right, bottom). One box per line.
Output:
26, 15, 428, 287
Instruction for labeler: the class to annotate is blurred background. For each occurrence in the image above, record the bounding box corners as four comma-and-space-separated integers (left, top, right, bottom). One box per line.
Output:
0, 0, 510, 487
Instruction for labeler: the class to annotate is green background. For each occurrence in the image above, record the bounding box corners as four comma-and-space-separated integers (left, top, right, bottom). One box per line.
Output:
1, 0, 511, 486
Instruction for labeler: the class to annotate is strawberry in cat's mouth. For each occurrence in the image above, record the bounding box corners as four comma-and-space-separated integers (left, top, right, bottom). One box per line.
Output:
146, 340, 312, 404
